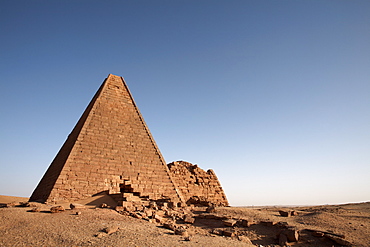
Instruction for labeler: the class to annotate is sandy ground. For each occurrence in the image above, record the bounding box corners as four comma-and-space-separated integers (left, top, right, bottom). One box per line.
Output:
1, 195, 369, 246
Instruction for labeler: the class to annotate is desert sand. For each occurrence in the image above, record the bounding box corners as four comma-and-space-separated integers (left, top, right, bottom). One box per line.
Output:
0, 195, 369, 246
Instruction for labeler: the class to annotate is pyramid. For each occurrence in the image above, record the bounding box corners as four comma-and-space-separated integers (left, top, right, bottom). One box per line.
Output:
30, 74, 184, 204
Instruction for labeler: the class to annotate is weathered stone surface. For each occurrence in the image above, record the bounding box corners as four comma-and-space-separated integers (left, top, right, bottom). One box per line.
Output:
167, 161, 228, 206
29, 74, 185, 204
50, 206, 65, 213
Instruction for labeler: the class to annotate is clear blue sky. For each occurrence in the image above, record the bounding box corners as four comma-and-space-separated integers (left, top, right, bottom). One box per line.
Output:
1, 1, 369, 206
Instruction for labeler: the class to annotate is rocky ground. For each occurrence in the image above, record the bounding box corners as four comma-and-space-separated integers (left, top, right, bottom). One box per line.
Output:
0, 195, 369, 246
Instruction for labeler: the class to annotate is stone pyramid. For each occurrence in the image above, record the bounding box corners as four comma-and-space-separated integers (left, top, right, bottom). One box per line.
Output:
30, 74, 184, 204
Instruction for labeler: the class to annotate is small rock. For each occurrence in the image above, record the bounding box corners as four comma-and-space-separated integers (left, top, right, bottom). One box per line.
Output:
19, 202, 31, 207
223, 229, 235, 237
184, 236, 191, 241
154, 214, 164, 223
279, 233, 289, 246
260, 221, 276, 226
281, 227, 299, 242
163, 222, 176, 231
50, 206, 65, 213
100, 203, 108, 208
237, 235, 253, 244
324, 234, 352, 246
239, 219, 252, 227
76, 211, 82, 215
211, 228, 224, 236
206, 205, 216, 213
104, 226, 119, 235
223, 219, 237, 227
279, 210, 290, 217
311, 231, 324, 237
184, 215, 195, 224
290, 211, 298, 216
95, 232, 105, 238
70, 203, 85, 209
174, 227, 188, 236
30, 207, 41, 212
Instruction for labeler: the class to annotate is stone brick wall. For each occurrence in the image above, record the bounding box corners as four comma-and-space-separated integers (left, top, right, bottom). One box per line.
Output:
167, 161, 229, 206
30, 74, 183, 204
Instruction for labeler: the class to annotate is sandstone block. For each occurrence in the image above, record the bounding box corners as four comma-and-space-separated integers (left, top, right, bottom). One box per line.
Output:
50, 206, 65, 213
223, 219, 237, 227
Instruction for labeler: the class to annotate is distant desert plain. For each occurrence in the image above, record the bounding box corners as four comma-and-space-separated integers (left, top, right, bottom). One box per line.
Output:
1, 194, 369, 246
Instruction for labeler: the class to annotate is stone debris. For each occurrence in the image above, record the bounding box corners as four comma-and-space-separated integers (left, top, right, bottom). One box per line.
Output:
168, 161, 228, 207
183, 214, 195, 224
30, 207, 41, 212
104, 226, 119, 235
324, 234, 352, 246
70, 203, 85, 209
100, 203, 109, 208
280, 227, 299, 242
223, 229, 236, 237
237, 235, 253, 244
278, 232, 289, 246
174, 226, 188, 237
223, 219, 237, 227
279, 210, 298, 217
50, 206, 65, 213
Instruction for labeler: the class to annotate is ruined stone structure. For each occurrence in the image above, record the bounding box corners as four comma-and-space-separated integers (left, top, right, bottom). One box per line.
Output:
30, 74, 228, 206
168, 161, 228, 206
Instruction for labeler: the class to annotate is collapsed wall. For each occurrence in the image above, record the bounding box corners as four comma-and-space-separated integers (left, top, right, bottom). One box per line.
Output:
167, 161, 229, 206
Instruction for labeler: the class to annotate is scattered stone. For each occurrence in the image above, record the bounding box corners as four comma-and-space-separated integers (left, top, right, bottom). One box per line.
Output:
311, 231, 324, 237
237, 235, 253, 244
76, 211, 82, 215
174, 226, 188, 236
279, 233, 289, 246
280, 227, 299, 242
279, 210, 290, 217
104, 226, 119, 235
154, 214, 164, 223
206, 205, 216, 213
70, 203, 85, 209
211, 228, 224, 236
223, 229, 235, 237
324, 234, 352, 246
239, 219, 252, 227
223, 219, 237, 227
100, 203, 108, 208
290, 210, 298, 216
95, 232, 105, 238
163, 222, 177, 231
19, 202, 31, 207
260, 221, 276, 226
50, 206, 65, 213
184, 236, 191, 241
30, 207, 41, 212
184, 214, 195, 224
